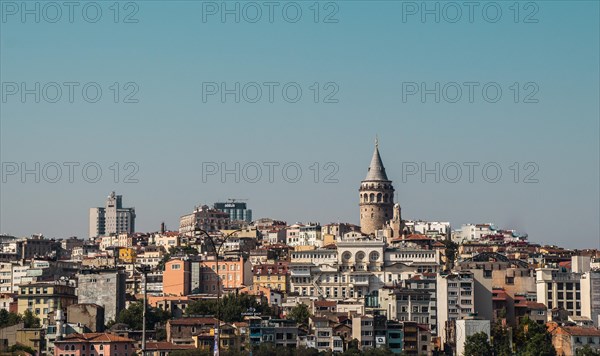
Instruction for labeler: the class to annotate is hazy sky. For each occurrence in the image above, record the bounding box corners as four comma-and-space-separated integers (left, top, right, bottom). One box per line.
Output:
1, 1, 598, 248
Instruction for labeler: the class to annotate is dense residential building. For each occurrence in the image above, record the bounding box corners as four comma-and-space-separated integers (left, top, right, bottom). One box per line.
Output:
89, 192, 136, 238
163, 257, 251, 296
536, 267, 583, 318
436, 272, 475, 345
248, 317, 299, 348
252, 262, 289, 292
379, 287, 434, 332
456, 252, 534, 326
17, 281, 77, 325
166, 317, 218, 345
179, 205, 231, 235
54, 333, 136, 356
549, 324, 600, 356
76, 268, 127, 324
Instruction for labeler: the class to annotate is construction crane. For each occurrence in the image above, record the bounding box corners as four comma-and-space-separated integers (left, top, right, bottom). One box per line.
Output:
227, 198, 248, 203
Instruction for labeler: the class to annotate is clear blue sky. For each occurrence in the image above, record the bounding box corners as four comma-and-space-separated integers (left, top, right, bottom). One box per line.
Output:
1, 0, 598, 248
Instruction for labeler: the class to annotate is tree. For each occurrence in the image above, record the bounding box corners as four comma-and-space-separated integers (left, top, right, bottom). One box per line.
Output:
22, 309, 40, 328
514, 317, 556, 356
185, 293, 272, 323
362, 347, 395, 356
112, 301, 171, 334
464, 332, 492, 356
576, 345, 600, 356
491, 320, 512, 356
0, 309, 22, 328
287, 303, 310, 325
9, 344, 36, 354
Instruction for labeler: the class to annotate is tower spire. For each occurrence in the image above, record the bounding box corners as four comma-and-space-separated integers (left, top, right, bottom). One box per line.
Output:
365, 138, 388, 181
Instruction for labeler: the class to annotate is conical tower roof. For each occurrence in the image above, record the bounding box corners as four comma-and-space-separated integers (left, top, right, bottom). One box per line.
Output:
364, 138, 389, 181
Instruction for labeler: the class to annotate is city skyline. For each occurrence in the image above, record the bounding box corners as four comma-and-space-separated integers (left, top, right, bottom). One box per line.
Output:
1, 139, 595, 250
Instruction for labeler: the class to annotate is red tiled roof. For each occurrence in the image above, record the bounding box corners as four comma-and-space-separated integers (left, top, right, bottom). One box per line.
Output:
525, 301, 547, 310
168, 317, 218, 326
145, 342, 195, 351
314, 300, 337, 307
557, 326, 600, 337
405, 234, 432, 241
55, 333, 134, 343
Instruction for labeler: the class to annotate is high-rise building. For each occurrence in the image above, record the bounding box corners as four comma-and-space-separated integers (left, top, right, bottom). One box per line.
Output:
89, 192, 136, 238
214, 201, 252, 223
359, 139, 396, 235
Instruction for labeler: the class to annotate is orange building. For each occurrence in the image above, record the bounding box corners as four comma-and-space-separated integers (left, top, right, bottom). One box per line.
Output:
199, 257, 251, 294
163, 257, 251, 296
163, 259, 191, 296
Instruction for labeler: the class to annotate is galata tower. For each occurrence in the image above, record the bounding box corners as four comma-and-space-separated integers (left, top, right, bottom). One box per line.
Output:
359, 139, 395, 235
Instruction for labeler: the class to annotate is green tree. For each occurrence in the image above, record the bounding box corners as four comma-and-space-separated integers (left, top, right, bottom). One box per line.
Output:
464, 332, 492, 356
9, 344, 36, 354
112, 301, 171, 333
22, 309, 40, 328
515, 318, 556, 356
0, 309, 22, 328
491, 320, 512, 356
170, 350, 211, 356
576, 345, 600, 356
287, 303, 310, 325
185, 293, 271, 323
362, 347, 395, 356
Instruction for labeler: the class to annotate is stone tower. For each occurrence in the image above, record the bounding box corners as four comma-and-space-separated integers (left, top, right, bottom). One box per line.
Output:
359, 139, 395, 235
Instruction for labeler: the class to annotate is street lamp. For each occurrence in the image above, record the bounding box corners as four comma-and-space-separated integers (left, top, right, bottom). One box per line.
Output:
135, 264, 152, 356
192, 223, 253, 356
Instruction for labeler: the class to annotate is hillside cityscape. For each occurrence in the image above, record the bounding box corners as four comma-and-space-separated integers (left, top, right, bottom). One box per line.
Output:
0, 142, 598, 356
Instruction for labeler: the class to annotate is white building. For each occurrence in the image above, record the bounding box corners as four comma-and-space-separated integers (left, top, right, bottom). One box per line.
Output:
436, 272, 476, 345
451, 224, 495, 244
404, 220, 451, 239
286, 223, 322, 247
536, 267, 582, 317
455, 319, 490, 356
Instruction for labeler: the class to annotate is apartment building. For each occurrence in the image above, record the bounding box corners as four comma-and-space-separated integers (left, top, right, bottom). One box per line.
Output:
76, 268, 126, 324
17, 281, 77, 325
252, 262, 289, 292
436, 272, 475, 345
379, 287, 433, 330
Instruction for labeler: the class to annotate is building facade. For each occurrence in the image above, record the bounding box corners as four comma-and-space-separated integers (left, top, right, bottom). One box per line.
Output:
76, 268, 126, 324
89, 192, 136, 238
